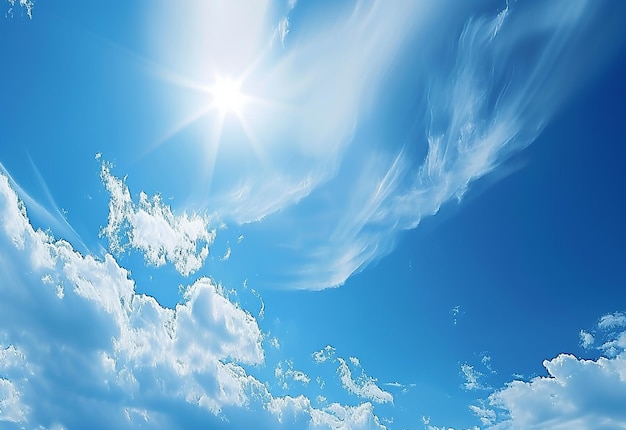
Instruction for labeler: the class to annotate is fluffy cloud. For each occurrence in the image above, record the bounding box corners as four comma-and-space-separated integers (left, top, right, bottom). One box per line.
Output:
264, 394, 387, 430
0, 170, 391, 428
0, 171, 264, 424
100, 162, 215, 277
469, 312, 626, 429
488, 352, 626, 429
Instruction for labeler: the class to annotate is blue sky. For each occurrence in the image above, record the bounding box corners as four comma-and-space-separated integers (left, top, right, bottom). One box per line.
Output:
1, 0, 626, 429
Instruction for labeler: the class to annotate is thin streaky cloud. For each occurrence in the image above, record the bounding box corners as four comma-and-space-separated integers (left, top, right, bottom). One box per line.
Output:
223, 0, 625, 290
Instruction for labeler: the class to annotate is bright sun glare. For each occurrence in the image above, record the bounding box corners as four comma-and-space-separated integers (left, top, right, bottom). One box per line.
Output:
209, 76, 246, 116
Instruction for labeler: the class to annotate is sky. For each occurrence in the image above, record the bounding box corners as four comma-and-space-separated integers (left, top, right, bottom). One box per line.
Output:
1, 0, 626, 429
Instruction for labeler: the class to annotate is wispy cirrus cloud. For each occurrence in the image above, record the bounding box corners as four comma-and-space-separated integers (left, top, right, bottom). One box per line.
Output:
598, 312, 626, 330
275, 359, 310, 390
168, 0, 624, 290
6, 0, 33, 19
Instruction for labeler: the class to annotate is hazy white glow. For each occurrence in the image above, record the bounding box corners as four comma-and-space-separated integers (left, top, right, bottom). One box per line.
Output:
209, 76, 246, 116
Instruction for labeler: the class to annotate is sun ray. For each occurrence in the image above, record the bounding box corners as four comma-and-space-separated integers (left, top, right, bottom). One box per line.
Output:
208, 76, 246, 116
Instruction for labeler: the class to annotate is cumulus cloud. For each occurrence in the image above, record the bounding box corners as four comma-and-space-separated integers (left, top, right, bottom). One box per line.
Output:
0, 162, 88, 254
422, 415, 480, 430
0, 170, 264, 423
100, 162, 215, 277
0, 379, 25, 423
1, 170, 393, 428
461, 312, 626, 429
487, 351, 626, 429
264, 394, 387, 430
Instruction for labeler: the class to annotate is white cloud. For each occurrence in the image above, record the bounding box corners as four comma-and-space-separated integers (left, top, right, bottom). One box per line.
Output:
312, 345, 336, 364
275, 360, 310, 390
463, 314, 626, 429
273, 17, 290, 47
250, 288, 265, 319
264, 394, 387, 430
0, 171, 260, 424
579, 330, 595, 349
311, 346, 392, 404
336, 358, 393, 404
0, 162, 88, 254
599, 332, 626, 358
0, 378, 27, 423
221, 245, 232, 261
219, 0, 621, 290
598, 312, 626, 330
310, 402, 388, 430
488, 351, 626, 429
1, 170, 394, 428
422, 415, 481, 430
100, 162, 215, 277
6, 0, 33, 19
469, 400, 496, 427
461, 363, 490, 391
137, 0, 623, 291
451, 305, 461, 325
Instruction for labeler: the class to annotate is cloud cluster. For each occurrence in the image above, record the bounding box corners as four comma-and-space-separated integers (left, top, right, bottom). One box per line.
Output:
0, 170, 391, 428
100, 162, 215, 277
0, 171, 264, 424
465, 312, 626, 429
275, 360, 310, 390
461, 363, 490, 392
265, 395, 386, 430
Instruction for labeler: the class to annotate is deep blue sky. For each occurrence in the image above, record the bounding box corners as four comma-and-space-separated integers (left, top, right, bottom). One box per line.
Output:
2, 1, 626, 429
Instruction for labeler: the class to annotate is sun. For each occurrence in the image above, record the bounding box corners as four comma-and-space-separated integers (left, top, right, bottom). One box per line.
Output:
208, 75, 246, 116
